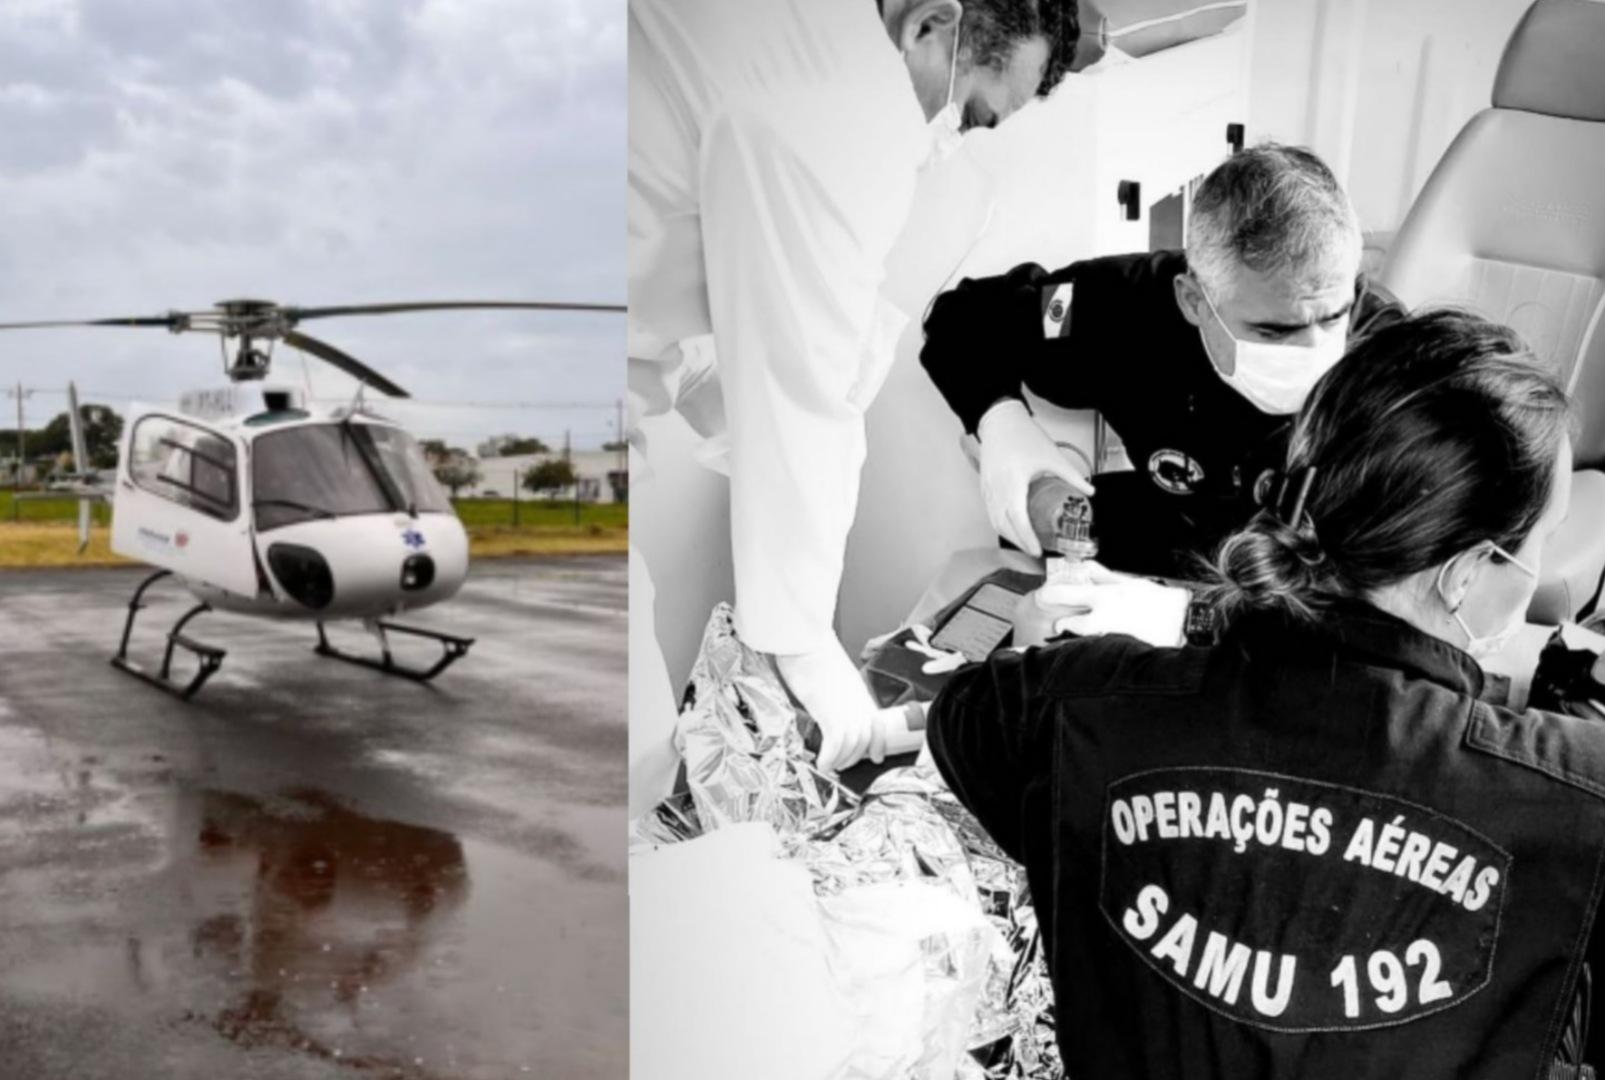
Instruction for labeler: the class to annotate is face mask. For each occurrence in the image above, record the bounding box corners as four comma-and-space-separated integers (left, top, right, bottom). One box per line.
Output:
1197, 286, 1345, 415
1436, 542, 1537, 660
911, 19, 964, 166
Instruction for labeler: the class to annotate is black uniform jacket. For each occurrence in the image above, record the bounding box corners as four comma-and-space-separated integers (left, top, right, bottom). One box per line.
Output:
928, 601, 1605, 1079
920, 251, 1404, 577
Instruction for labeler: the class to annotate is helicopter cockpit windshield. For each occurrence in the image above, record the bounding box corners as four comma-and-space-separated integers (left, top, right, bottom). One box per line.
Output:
252, 422, 453, 532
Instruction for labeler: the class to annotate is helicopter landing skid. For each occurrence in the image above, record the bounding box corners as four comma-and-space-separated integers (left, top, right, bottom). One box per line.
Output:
313, 620, 474, 683
110, 569, 227, 700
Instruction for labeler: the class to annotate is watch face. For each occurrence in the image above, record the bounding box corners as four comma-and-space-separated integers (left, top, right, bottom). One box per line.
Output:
1185, 599, 1216, 645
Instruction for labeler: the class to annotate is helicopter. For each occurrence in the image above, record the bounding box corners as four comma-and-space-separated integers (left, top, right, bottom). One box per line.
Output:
0, 298, 624, 699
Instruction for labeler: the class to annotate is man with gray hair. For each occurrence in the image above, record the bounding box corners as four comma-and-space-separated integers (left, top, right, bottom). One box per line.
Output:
921, 143, 1403, 578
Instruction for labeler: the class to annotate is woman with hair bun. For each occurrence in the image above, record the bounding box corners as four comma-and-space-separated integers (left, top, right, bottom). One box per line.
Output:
926, 310, 1601, 1079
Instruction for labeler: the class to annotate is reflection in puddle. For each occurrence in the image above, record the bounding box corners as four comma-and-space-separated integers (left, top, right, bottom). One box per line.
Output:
0, 750, 619, 1077
186, 789, 468, 1073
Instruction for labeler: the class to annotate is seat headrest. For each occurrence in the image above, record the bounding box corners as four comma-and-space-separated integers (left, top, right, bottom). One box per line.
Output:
1494, 0, 1605, 121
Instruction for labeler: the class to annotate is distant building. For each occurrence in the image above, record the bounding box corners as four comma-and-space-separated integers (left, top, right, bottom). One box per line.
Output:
465, 449, 628, 504
0, 458, 42, 485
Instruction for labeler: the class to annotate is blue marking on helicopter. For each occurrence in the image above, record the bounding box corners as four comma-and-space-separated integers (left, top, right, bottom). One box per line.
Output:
402, 529, 427, 550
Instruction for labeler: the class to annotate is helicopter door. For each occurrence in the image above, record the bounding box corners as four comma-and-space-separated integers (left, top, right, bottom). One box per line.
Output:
112, 412, 258, 598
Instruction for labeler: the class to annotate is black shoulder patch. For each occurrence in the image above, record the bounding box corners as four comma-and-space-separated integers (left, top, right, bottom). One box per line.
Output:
1040, 282, 1073, 339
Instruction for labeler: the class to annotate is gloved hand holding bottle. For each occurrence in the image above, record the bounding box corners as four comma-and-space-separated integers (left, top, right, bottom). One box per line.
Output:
976, 399, 1095, 557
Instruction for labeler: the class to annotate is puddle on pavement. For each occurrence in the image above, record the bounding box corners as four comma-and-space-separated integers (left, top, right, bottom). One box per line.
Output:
2, 783, 624, 1079
181, 789, 473, 1072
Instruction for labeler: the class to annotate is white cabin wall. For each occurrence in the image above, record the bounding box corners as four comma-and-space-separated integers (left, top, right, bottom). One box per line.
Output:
1248, 0, 1529, 249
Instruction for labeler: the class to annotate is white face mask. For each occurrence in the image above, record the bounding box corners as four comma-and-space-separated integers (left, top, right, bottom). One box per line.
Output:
912, 19, 964, 166
1197, 286, 1346, 415
1435, 542, 1537, 661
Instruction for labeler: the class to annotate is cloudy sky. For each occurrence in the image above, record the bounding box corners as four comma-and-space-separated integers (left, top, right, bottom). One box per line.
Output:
0, 0, 623, 451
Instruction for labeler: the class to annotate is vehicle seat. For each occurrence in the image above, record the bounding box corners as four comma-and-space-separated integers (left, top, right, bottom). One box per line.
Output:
1378, 0, 1605, 623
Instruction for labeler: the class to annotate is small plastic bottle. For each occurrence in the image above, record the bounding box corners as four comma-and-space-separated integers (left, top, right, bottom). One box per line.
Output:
1027, 474, 1098, 582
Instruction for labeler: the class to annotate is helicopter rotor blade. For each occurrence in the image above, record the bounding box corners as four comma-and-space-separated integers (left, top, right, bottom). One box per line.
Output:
0, 314, 184, 330
283, 300, 626, 322
283, 330, 410, 399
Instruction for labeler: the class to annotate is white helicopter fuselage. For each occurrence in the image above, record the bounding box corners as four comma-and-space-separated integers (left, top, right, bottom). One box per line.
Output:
109, 388, 470, 622
189, 511, 469, 621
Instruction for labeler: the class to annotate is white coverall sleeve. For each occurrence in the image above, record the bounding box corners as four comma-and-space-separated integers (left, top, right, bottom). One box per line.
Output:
699, 98, 919, 657
629, 541, 683, 821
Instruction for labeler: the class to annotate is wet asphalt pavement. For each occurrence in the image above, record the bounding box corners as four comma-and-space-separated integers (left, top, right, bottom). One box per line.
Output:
0, 556, 625, 1080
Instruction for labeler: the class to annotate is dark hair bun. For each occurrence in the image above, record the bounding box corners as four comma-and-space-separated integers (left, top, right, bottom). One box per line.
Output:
1210, 512, 1337, 625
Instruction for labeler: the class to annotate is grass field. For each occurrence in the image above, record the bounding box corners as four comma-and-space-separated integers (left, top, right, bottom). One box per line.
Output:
0, 493, 626, 568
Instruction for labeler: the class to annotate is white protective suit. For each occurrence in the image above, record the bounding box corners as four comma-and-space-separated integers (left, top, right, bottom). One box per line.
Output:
628, 0, 934, 813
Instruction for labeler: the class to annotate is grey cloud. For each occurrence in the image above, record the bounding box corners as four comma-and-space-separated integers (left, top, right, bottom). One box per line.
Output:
0, 0, 623, 449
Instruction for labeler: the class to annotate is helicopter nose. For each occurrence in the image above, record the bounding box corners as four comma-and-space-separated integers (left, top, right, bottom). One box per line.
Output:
400, 554, 435, 592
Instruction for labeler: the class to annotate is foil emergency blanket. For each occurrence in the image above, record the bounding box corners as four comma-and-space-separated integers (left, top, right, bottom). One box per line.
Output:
642, 603, 858, 842
633, 603, 1063, 1079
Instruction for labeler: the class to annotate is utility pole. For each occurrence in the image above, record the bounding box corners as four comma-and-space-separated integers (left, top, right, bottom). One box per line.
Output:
7, 382, 34, 509
566, 428, 579, 525
615, 398, 626, 505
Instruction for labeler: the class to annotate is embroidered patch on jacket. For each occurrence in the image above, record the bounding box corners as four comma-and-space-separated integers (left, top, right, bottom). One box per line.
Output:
1100, 767, 1509, 1033
1041, 282, 1073, 339
1149, 449, 1205, 495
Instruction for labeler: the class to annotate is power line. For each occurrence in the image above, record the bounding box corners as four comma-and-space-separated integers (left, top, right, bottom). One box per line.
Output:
34, 388, 619, 411
316, 398, 621, 411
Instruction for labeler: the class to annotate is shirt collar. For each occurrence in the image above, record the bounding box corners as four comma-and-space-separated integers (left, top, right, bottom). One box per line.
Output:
1225, 600, 1485, 699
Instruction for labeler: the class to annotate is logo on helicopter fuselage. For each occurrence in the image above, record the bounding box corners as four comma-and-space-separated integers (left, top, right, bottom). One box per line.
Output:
137, 525, 174, 549
401, 529, 427, 551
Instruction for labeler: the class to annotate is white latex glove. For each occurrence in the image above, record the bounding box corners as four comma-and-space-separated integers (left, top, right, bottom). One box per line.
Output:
904, 624, 967, 675
775, 641, 878, 773
1015, 561, 1190, 649
975, 399, 1094, 557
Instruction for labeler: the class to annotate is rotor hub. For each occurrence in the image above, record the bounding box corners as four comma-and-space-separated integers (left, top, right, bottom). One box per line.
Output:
212, 299, 292, 340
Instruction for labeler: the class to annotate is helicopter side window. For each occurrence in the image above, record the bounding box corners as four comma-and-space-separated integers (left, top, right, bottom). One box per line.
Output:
129, 416, 240, 522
